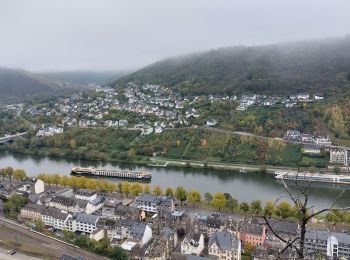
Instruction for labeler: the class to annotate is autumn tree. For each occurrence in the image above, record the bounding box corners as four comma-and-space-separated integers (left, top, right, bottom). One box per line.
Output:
211, 192, 226, 211
226, 197, 239, 212
250, 200, 262, 214
165, 187, 174, 197
187, 190, 201, 207
130, 183, 143, 196
264, 200, 275, 217
13, 169, 26, 182
276, 201, 292, 218
69, 139, 77, 149
106, 182, 116, 193
60, 176, 70, 187
175, 186, 187, 206
52, 174, 61, 188
121, 181, 130, 197
204, 192, 213, 204
153, 185, 163, 196
240, 202, 250, 213
0, 168, 6, 180
5, 167, 14, 182
143, 184, 150, 194
98, 180, 107, 192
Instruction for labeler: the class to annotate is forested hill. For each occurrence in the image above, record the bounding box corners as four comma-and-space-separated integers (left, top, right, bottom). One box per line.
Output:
115, 35, 350, 95
0, 68, 69, 102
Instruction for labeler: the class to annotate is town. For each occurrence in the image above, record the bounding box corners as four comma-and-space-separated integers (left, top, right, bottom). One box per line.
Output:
0, 171, 349, 260
1, 82, 326, 138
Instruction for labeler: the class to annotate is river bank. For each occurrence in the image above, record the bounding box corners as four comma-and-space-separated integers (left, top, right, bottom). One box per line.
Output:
3, 146, 329, 175
1, 152, 350, 209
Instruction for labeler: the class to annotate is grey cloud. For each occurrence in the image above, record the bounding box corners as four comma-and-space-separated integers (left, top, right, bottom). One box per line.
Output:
0, 0, 349, 71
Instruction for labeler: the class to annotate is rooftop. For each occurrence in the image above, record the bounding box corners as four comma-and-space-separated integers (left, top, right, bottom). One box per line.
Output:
209, 231, 239, 251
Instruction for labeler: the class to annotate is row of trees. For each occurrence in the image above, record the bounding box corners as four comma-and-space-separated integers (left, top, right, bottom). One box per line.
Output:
34, 173, 350, 223
0, 167, 27, 182
37, 174, 117, 192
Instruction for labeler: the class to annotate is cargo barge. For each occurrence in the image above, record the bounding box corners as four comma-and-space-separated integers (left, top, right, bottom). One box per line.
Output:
71, 167, 152, 182
275, 171, 350, 185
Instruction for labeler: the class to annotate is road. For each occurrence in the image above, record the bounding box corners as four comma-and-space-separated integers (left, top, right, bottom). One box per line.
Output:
0, 216, 106, 260
164, 126, 350, 149
150, 156, 296, 173
0, 247, 40, 260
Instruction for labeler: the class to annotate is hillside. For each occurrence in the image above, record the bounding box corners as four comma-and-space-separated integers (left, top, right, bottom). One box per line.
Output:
40, 70, 130, 85
116, 35, 350, 95
0, 68, 70, 102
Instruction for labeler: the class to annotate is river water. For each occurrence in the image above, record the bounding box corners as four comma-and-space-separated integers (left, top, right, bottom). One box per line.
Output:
0, 152, 349, 209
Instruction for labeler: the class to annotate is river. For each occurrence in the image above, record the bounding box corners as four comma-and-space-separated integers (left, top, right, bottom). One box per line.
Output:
0, 152, 349, 209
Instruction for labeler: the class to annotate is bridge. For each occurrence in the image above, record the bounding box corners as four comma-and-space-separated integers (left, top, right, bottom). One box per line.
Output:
0, 132, 27, 144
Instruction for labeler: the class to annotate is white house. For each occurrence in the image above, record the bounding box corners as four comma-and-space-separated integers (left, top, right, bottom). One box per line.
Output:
85, 196, 105, 214
74, 213, 99, 234
33, 179, 45, 194
206, 119, 218, 127
129, 222, 152, 246
181, 233, 205, 256
42, 207, 71, 230
74, 189, 97, 202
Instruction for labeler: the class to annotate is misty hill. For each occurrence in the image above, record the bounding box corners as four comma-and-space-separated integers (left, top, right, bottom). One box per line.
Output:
41, 71, 130, 85
0, 68, 70, 102
116, 35, 350, 95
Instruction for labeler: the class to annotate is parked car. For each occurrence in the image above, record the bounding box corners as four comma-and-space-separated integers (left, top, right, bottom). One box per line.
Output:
7, 249, 16, 255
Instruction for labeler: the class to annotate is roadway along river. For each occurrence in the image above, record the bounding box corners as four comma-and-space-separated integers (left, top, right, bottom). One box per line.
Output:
0, 152, 349, 209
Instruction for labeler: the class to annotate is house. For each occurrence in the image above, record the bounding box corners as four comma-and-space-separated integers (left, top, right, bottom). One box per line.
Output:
265, 220, 299, 246
240, 223, 266, 246
106, 219, 133, 240
85, 196, 105, 214
206, 119, 218, 127
154, 126, 163, 134
74, 212, 99, 234
300, 134, 314, 143
119, 119, 128, 127
330, 148, 349, 165
101, 200, 118, 219
297, 93, 309, 100
315, 135, 331, 145
314, 94, 324, 100
48, 196, 82, 213
208, 231, 241, 260
42, 207, 71, 230
161, 227, 178, 251
129, 222, 152, 246
74, 189, 97, 202
89, 228, 105, 242
144, 236, 170, 260
181, 233, 205, 256
303, 145, 321, 155
33, 179, 45, 194
114, 203, 140, 220
20, 203, 45, 221
193, 213, 226, 236
36, 127, 63, 137
251, 245, 297, 260
284, 130, 301, 140
305, 229, 350, 259
133, 193, 174, 213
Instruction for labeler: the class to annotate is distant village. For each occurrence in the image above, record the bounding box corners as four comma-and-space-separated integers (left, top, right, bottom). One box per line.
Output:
1, 178, 349, 259
1, 82, 326, 139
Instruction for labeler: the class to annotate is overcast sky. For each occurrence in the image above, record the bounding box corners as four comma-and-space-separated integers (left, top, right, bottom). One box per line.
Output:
1, 0, 350, 72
